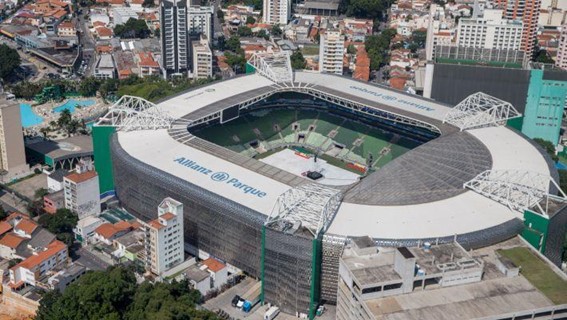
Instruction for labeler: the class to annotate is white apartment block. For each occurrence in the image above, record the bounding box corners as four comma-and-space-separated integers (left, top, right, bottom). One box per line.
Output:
9, 240, 68, 288
0, 99, 29, 181
457, 9, 523, 50
63, 160, 101, 220
188, 5, 213, 41
192, 36, 213, 79
319, 30, 344, 75
556, 24, 567, 70
262, 0, 290, 25
144, 198, 184, 275
161, 0, 189, 77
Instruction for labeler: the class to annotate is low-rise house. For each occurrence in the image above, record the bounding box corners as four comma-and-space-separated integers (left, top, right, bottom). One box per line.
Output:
74, 215, 105, 244
93, 221, 132, 245
9, 240, 68, 289
184, 264, 210, 296
136, 52, 160, 77
43, 190, 65, 214
47, 263, 86, 292
57, 21, 75, 36
112, 230, 144, 261
202, 257, 228, 291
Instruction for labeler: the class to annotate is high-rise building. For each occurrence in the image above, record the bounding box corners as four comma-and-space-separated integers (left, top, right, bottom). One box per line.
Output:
188, 5, 213, 42
319, 30, 344, 75
457, 9, 523, 50
192, 35, 213, 79
63, 160, 101, 219
144, 198, 184, 276
0, 99, 29, 181
556, 24, 567, 70
494, 0, 542, 57
160, 0, 189, 78
262, 0, 290, 25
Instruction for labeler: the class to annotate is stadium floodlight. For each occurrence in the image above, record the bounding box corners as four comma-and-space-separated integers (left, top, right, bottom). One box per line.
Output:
96, 95, 174, 131
247, 51, 294, 83
464, 170, 567, 216
443, 92, 521, 131
267, 184, 343, 237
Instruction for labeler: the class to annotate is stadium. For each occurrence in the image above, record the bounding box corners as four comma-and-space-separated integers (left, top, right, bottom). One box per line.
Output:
94, 53, 561, 318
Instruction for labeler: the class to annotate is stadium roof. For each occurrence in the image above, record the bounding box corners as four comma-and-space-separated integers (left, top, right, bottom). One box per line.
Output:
115, 71, 557, 243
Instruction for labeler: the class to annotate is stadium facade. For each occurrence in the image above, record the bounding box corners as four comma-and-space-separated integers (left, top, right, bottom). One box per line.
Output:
94, 54, 565, 319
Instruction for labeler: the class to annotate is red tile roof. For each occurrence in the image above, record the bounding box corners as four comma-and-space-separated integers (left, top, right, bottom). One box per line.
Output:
114, 221, 131, 230
0, 221, 12, 236
15, 219, 38, 235
95, 222, 131, 239
389, 77, 407, 90
353, 47, 370, 82
147, 219, 164, 230
203, 258, 226, 272
65, 170, 97, 184
95, 26, 113, 38
138, 52, 160, 68
14, 240, 67, 270
0, 233, 27, 249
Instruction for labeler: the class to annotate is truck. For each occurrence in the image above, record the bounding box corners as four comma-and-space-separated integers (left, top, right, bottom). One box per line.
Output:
264, 306, 280, 320
240, 282, 261, 313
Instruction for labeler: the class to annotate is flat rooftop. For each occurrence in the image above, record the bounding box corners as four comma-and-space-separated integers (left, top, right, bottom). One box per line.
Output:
26, 135, 93, 163
357, 238, 564, 319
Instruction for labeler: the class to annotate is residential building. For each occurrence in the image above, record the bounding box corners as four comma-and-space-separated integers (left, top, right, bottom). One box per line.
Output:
47, 263, 86, 292
56, 21, 75, 36
160, 0, 189, 77
262, 0, 290, 25
556, 24, 567, 70
93, 54, 116, 79
93, 221, 132, 245
112, 230, 144, 262
184, 264, 210, 295
188, 5, 213, 41
43, 190, 65, 214
63, 160, 101, 219
136, 52, 161, 77
144, 198, 184, 275
73, 215, 104, 243
9, 240, 68, 289
46, 169, 69, 192
0, 99, 29, 181
493, 0, 542, 57
319, 30, 344, 75
202, 257, 228, 290
192, 36, 212, 79
457, 9, 523, 50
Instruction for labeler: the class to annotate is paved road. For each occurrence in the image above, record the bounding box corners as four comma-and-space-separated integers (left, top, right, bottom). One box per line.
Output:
72, 246, 112, 271
77, 11, 96, 77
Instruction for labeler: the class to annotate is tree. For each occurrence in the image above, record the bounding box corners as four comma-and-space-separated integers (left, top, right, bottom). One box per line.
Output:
245, 16, 256, 25
347, 44, 358, 55
34, 188, 49, 200
36, 266, 217, 320
224, 51, 246, 73
142, 0, 154, 7
78, 77, 100, 97
0, 44, 21, 80
290, 50, 307, 70
365, 29, 397, 70
38, 208, 78, 246
114, 18, 151, 39
559, 170, 567, 196
271, 24, 282, 37
535, 50, 554, 64
237, 26, 253, 37
0, 205, 7, 221
217, 9, 224, 22
533, 138, 558, 162
256, 29, 269, 40
226, 35, 241, 52
343, 0, 392, 20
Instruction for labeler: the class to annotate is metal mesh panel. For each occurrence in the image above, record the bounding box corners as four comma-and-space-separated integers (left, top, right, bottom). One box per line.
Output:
320, 234, 346, 304
263, 227, 313, 316
111, 135, 265, 276
545, 208, 567, 267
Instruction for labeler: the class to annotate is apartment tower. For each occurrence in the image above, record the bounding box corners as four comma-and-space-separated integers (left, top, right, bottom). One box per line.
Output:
160, 0, 189, 77
494, 0, 542, 58
319, 30, 345, 75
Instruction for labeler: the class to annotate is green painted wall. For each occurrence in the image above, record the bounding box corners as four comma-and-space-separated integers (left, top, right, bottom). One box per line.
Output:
521, 69, 567, 145
521, 209, 549, 253
245, 63, 256, 74
507, 116, 523, 131
309, 235, 322, 320
92, 125, 116, 195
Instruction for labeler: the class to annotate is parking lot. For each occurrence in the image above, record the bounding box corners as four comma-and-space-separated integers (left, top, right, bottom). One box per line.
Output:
204, 277, 336, 320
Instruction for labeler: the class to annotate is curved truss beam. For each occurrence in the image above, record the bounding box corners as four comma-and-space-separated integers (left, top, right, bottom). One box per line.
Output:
444, 92, 521, 131
96, 95, 174, 131
267, 184, 343, 236
464, 170, 567, 216
247, 51, 293, 83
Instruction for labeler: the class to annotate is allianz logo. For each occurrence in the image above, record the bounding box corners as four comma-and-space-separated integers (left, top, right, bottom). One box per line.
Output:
174, 157, 267, 198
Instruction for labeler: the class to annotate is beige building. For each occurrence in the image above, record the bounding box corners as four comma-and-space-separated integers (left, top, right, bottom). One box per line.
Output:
144, 197, 184, 275
192, 36, 213, 79
556, 24, 567, 70
0, 99, 29, 181
319, 30, 344, 75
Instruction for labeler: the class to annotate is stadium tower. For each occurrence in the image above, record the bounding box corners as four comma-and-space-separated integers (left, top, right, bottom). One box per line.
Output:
160, 0, 189, 78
